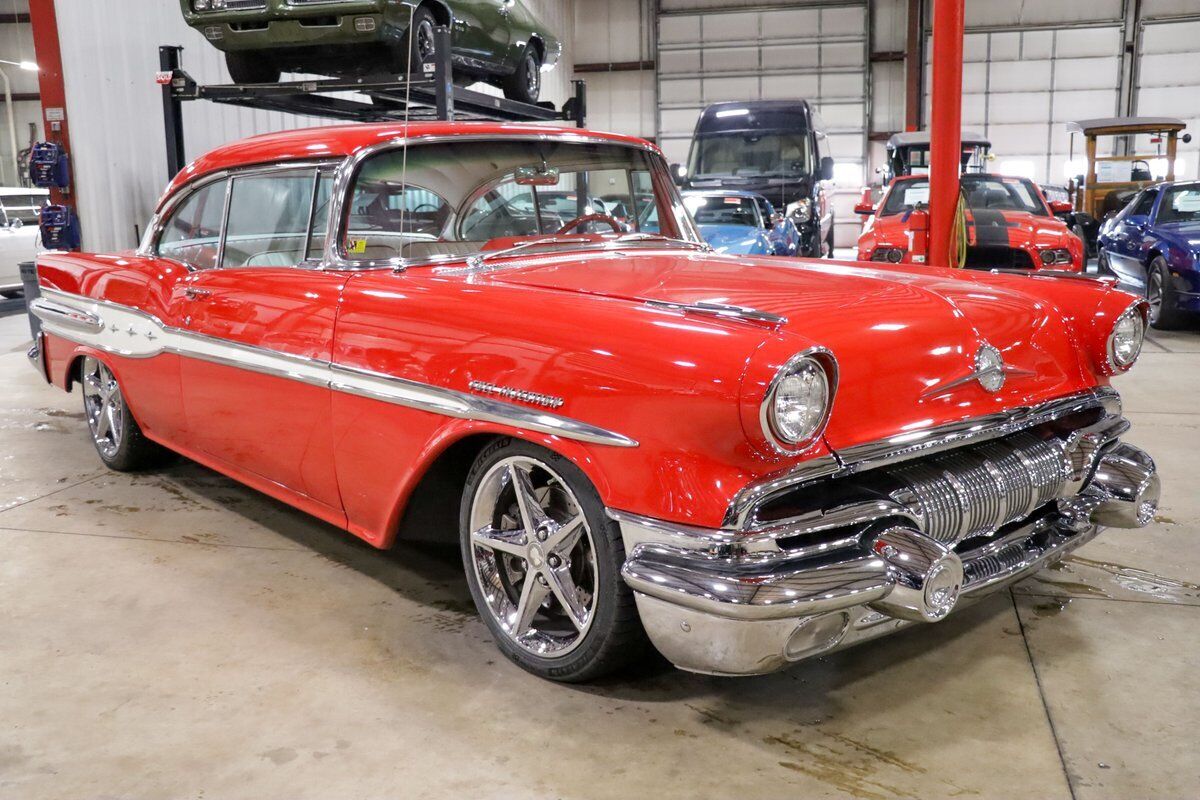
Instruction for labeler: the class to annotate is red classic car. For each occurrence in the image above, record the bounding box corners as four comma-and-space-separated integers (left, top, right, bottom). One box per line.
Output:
28, 122, 1158, 680
856, 173, 1085, 271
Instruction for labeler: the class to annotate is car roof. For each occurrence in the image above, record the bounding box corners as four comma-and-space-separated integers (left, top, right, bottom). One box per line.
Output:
163, 122, 659, 203
1065, 117, 1186, 135
886, 130, 990, 149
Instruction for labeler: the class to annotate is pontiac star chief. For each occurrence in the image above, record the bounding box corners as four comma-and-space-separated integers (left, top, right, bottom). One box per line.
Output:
29, 123, 1159, 681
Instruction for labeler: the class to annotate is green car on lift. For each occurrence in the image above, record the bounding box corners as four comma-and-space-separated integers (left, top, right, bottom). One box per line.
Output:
180, 0, 562, 104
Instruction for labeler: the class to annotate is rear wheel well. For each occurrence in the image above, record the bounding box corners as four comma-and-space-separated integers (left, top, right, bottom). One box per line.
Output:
393, 433, 502, 546
66, 354, 87, 392
418, 0, 451, 27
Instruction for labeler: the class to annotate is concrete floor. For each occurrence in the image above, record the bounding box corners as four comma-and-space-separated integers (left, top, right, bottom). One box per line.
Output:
1, 309, 1197, 800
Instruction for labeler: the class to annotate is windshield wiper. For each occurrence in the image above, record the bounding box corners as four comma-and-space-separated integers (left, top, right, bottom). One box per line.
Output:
462, 237, 587, 270
613, 232, 711, 251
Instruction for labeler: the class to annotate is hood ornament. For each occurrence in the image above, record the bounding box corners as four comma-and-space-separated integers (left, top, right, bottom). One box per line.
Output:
921, 343, 1033, 399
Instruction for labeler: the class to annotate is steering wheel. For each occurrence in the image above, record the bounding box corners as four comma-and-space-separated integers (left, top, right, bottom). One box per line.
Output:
556, 213, 622, 234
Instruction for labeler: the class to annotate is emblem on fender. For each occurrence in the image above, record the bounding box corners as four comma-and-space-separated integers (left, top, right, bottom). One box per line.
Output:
468, 380, 565, 409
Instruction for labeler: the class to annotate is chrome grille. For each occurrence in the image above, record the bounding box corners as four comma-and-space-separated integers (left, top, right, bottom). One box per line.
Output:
889, 432, 1066, 544
216, 0, 268, 9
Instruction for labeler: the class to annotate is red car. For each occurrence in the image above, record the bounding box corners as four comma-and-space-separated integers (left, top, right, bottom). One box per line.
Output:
856, 173, 1085, 271
29, 122, 1157, 681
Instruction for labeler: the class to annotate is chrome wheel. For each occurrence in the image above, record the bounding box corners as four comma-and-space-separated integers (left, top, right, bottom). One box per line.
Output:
468, 456, 597, 658
82, 356, 124, 460
525, 52, 540, 98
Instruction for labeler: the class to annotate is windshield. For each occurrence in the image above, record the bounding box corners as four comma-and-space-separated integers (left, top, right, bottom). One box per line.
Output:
342, 140, 700, 263
1157, 185, 1200, 224
881, 180, 931, 216
687, 132, 812, 179
881, 177, 1048, 216
684, 194, 762, 228
962, 177, 1047, 215
1, 194, 47, 225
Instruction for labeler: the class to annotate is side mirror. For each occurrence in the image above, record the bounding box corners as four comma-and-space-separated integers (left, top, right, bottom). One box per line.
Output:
1048, 200, 1073, 215
670, 163, 687, 187
820, 156, 835, 182
854, 202, 875, 216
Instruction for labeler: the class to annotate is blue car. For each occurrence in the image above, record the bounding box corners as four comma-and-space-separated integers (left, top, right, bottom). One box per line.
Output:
1099, 181, 1200, 328
683, 191, 783, 256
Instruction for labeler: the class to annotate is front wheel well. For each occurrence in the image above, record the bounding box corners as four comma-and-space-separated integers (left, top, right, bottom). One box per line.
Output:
392, 433, 502, 546
525, 35, 545, 60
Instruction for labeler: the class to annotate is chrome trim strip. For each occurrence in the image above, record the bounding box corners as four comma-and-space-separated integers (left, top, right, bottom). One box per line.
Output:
644, 300, 787, 327
725, 386, 1121, 530
29, 297, 104, 334
36, 288, 638, 449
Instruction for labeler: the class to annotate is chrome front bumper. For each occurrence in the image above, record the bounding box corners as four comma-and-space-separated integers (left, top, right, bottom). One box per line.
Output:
613, 399, 1159, 676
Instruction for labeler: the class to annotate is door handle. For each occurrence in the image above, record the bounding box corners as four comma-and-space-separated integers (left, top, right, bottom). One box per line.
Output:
184, 286, 212, 301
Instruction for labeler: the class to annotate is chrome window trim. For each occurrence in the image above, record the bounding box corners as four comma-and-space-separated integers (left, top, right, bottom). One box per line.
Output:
725, 386, 1121, 530
138, 159, 344, 266
35, 287, 638, 450
321, 132, 691, 272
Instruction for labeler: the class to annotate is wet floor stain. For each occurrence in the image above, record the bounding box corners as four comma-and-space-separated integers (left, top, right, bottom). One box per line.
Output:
1029, 556, 1200, 604
258, 747, 298, 765
766, 730, 978, 799
1031, 598, 1071, 619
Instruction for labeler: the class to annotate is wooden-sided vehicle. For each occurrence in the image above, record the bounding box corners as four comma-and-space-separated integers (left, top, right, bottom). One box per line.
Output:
1065, 117, 1192, 254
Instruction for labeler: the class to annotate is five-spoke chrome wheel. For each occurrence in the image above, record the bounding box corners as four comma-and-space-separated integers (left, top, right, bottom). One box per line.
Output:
82, 355, 124, 460
468, 455, 598, 658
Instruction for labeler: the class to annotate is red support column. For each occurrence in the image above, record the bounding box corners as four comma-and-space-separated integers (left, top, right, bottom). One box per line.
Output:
26, 0, 74, 214
926, 0, 963, 269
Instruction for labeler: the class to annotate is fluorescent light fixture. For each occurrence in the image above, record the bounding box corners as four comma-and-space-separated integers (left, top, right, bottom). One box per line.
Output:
0, 59, 39, 71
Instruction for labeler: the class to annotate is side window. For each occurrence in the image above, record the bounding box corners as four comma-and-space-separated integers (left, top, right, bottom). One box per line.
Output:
223, 171, 317, 268
157, 179, 228, 270
1129, 191, 1157, 219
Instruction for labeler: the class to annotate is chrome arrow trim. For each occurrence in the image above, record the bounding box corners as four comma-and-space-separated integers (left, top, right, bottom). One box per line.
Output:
644, 299, 787, 327
36, 288, 638, 449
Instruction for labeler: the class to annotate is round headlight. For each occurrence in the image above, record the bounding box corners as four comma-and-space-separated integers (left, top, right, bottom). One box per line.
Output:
763, 355, 834, 448
786, 199, 813, 223
1108, 306, 1145, 370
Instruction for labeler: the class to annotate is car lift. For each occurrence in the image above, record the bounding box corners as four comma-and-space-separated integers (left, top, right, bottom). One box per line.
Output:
157, 25, 587, 179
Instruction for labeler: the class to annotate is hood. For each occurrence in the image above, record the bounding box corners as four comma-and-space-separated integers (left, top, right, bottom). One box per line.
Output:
685, 175, 812, 209
697, 224, 769, 255
478, 250, 1104, 454
969, 210, 1071, 249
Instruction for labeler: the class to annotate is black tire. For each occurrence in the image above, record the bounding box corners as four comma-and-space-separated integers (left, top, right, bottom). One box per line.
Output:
1146, 257, 1188, 330
79, 355, 172, 471
459, 438, 647, 682
225, 52, 281, 84
395, 7, 439, 76
501, 45, 542, 105
825, 219, 836, 258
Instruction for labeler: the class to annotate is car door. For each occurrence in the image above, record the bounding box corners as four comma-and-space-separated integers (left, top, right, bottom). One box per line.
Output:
1106, 189, 1156, 289
166, 165, 346, 515
450, 0, 511, 64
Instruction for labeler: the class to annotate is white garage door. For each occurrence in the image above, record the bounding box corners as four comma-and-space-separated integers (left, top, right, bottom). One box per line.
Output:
1137, 17, 1200, 181
657, 3, 869, 247
926, 25, 1123, 186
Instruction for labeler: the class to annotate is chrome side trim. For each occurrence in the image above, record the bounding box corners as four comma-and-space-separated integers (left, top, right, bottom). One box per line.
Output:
35, 288, 638, 449
29, 297, 104, 334
643, 299, 788, 327
725, 386, 1121, 530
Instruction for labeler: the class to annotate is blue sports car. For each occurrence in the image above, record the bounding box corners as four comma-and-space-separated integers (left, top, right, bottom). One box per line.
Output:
1099, 181, 1200, 328
683, 191, 799, 256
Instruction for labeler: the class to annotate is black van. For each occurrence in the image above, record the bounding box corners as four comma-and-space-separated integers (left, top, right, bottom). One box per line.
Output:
675, 100, 836, 257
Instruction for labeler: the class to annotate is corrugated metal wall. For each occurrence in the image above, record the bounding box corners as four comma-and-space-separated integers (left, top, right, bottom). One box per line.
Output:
52, 0, 573, 253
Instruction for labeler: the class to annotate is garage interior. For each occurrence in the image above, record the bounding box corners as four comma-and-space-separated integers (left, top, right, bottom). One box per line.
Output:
2, 0, 1198, 798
